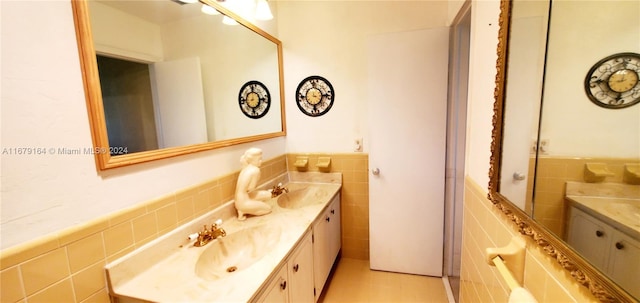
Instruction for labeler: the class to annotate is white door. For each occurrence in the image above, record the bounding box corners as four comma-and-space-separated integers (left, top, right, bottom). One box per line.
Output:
500, 15, 547, 209
150, 57, 208, 148
368, 27, 449, 276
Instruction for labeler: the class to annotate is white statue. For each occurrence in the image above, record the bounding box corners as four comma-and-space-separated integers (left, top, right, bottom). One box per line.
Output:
234, 148, 272, 220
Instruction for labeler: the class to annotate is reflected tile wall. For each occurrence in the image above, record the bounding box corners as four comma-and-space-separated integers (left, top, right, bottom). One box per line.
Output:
532, 157, 639, 238
460, 176, 598, 303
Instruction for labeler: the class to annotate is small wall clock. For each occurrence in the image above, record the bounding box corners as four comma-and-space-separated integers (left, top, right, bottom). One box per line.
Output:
295, 75, 335, 117
584, 52, 640, 109
238, 80, 270, 119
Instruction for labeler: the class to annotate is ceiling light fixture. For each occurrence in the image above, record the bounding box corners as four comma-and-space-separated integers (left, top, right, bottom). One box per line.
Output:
201, 4, 220, 15
184, 0, 272, 25
222, 15, 239, 25
254, 0, 273, 20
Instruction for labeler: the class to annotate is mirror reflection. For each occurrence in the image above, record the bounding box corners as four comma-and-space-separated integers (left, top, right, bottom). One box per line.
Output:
89, 0, 283, 154
499, 0, 640, 299
499, 0, 549, 213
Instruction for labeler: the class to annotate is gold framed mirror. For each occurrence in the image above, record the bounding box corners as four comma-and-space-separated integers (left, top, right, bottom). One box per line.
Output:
71, 0, 286, 170
489, 0, 638, 302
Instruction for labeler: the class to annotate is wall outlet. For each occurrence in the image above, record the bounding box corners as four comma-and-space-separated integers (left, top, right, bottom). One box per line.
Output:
354, 137, 363, 152
532, 139, 549, 154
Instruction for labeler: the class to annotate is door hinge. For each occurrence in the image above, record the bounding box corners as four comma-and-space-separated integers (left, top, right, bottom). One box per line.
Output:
314, 287, 316, 297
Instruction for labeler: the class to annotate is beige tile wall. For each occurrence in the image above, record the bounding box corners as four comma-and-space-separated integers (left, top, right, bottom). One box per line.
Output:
460, 176, 598, 303
532, 157, 639, 238
0, 155, 287, 303
286, 153, 370, 260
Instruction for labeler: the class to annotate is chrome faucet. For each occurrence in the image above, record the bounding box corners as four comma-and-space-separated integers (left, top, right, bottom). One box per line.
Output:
193, 219, 226, 247
271, 183, 289, 198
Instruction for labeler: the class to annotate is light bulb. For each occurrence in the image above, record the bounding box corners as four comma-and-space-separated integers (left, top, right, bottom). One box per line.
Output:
222, 16, 239, 25
201, 4, 220, 15
255, 0, 273, 20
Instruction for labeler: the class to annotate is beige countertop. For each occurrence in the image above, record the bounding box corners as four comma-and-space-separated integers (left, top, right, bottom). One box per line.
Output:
105, 172, 342, 303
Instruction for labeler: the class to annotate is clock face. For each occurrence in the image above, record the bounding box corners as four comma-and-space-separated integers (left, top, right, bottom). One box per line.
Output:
296, 76, 334, 117
239, 81, 270, 119
584, 52, 640, 109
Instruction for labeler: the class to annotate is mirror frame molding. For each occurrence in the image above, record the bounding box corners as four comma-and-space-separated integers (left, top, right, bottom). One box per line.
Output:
71, 0, 286, 170
488, 1, 635, 302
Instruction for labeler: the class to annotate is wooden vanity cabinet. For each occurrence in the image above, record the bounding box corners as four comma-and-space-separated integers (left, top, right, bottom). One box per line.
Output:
256, 193, 342, 303
255, 230, 314, 303
288, 231, 315, 303
606, 230, 640, 298
312, 193, 341, 301
567, 207, 640, 298
258, 264, 289, 303
567, 207, 613, 271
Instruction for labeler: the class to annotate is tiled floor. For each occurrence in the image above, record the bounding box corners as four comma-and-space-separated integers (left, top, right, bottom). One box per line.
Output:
320, 258, 450, 303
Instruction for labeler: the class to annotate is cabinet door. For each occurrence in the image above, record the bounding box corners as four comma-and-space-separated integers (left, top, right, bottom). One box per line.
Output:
289, 231, 315, 303
313, 207, 331, 301
607, 231, 640, 299
258, 265, 289, 303
313, 194, 342, 301
567, 207, 612, 270
328, 195, 342, 261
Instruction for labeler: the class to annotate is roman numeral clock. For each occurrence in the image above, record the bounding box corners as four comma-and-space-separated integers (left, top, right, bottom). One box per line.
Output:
585, 52, 640, 109
296, 75, 335, 117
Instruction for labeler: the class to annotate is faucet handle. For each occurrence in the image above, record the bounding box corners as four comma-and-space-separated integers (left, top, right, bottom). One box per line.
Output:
211, 219, 222, 229
200, 225, 210, 235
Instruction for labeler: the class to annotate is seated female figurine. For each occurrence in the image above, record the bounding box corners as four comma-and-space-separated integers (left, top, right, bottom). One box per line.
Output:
234, 148, 272, 220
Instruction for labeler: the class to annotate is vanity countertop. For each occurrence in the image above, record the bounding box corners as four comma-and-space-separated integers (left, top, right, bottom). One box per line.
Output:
105, 172, 342, 303
566, 181, 640, 240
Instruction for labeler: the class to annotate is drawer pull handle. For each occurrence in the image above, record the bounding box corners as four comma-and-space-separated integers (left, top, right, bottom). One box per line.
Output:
280, 280, 287, 290
615, 242, 624, 250
596, 230, 604, 237
326, 216, 331, 222
293, 264, 299, 272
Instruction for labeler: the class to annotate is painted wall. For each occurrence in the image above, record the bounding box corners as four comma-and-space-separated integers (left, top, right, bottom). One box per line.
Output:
0, 0, 285, 250
89, 1, 164, 62
540, 0, 640, 158
463, 0, 499, 188
277, 1, 449, 153
159, 11, 282, 141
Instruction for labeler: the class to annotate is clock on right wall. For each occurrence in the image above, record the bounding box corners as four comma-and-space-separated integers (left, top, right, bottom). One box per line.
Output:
584, 52, 640, 109
295, 75, 335, 117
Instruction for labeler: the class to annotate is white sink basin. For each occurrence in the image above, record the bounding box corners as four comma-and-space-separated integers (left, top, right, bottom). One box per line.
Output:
277, 183, 331, 209
195, 224, 282, 281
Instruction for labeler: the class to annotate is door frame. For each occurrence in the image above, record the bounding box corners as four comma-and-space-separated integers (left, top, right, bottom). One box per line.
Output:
443, 0, 471, 280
